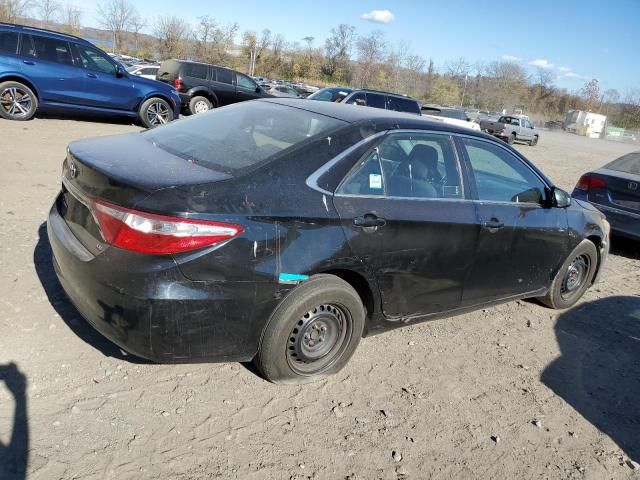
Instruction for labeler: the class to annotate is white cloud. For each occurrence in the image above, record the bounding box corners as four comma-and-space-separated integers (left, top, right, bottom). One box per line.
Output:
501, 55, 521, 61
559, 72, 588, 81
529, 58, 554, 69
361, 9, 395, 24
558, 66, 572, 72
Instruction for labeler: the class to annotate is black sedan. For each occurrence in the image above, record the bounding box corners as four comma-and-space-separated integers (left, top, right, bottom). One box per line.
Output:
572, 151, 640, 240
48, 99, 610, 383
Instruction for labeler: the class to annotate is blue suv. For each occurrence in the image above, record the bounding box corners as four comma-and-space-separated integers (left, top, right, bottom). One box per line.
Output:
0, 23, 180, 127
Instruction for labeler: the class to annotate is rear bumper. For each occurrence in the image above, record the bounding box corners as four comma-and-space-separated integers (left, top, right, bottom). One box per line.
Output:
596, 204, 640, 240
47, 201, 271, 363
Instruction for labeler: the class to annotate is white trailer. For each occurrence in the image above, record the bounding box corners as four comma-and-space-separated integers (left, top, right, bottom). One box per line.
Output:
565, 110, 607, 138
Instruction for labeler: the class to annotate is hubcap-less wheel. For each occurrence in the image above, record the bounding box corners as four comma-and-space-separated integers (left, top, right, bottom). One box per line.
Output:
0, 86, 33, 118
146, 102, 170, 126
287, 304, 351, 375
561, 255, 589, 298
193, 100, 209, 114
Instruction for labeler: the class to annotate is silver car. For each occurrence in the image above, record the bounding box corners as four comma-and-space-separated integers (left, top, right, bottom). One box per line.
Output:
266, 85, 302, 98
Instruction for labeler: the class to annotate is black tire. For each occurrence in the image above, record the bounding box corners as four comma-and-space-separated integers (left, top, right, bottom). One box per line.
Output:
256, 274, 365, 384
507, 133, 516, 145
188, 96, 213, 115
538, 240, 598, 309
0, 81, 37, 121
529, 135, 538, 146
139, 97, 173, 128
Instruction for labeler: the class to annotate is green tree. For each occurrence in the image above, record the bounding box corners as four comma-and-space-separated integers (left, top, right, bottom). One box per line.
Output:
429, 76, 460, 105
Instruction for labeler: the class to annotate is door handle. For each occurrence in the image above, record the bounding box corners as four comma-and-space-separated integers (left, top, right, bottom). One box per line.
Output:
482, 218, 504, 231
87, 73, 97, 78
22, 60, 35, 65
353, 215, 386, 228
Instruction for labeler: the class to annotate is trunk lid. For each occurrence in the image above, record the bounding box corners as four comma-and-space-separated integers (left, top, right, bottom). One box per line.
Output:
588, 168, 640, 214
58, 132, 231, 255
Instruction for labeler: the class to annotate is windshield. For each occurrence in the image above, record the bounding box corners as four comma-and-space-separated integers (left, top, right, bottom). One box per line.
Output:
308, 87, 354, 103
605, 152, 640, 175
142, 101, 347, 174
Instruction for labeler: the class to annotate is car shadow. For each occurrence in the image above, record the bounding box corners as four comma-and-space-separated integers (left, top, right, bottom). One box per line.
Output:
609, 234, 639, 260
541, 296, 640, 463
33, 222, 149, 364
35, 110, 139, 126
0, 363, 28, 480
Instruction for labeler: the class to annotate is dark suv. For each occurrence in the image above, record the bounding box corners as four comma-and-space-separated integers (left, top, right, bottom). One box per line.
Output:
308, 87, 421, 115
0, 23, 180, 127
156, 59, 271, 114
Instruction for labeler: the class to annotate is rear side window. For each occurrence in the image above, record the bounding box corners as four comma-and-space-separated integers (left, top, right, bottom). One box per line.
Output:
366, 93, 386, 109
605, 153, 640, 175
183, 63, 208, 79
0, 32, 19, 54
142, 101, 347, 174
21, 35, 73, 66
387, 96, 420, 115
215, 68, 233, 84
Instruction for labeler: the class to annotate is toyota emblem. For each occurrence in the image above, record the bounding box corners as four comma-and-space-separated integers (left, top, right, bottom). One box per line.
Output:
69, 162, 78, 179
629, 181, 638, 191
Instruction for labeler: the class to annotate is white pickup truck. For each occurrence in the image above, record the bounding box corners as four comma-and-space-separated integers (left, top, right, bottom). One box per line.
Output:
480, 115, 540, 146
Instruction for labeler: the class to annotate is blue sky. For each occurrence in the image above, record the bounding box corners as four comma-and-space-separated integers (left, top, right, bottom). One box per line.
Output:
83, 0, 640, 93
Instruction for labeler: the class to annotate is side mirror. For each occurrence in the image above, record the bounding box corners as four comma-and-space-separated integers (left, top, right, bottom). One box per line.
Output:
551, 187, 571, 208
255, 86, 261, 93
116, 65, 125, 78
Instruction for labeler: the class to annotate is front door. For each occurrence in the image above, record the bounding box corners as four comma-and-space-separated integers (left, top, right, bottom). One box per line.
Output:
235, 73, 260, 102
333, 131, 479, 319
71, 44, 133, 111
457, 136, 568, 304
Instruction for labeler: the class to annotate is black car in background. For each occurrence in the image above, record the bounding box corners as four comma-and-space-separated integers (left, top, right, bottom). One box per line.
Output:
48, 99, 609, 384
573, 151, 640, 240
155, 59, 271, 114
308, 87, 421, 115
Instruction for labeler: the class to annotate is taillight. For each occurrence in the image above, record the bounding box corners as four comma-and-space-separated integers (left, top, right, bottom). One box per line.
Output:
173, 77, 182, 90
92, 200, 243, 255
575, 174, 606, 191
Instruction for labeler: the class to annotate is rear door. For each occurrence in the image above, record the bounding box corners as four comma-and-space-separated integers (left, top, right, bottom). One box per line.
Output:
72, 43, 134, 110
365, 92, 387, 111
211, 67, 236, 105
457, 136, 568, 304
333, 131, 479, 318
18, 34, 86, 106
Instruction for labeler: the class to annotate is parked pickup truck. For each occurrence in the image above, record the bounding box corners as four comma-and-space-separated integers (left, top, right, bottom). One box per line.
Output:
480, 115, 539, 146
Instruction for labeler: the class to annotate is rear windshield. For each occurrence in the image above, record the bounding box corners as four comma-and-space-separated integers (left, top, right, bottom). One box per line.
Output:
142, 101, 347, 174
605, 153, 640, 175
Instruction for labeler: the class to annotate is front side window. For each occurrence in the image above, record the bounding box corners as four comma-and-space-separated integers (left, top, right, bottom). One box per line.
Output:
236, 74, 257, 90
0, 32, 19, 54
21, 35, 73, 66
462, 137, 546, 204
338, 133, 462, 199
74, 45, 116, 74
142, 101, 346, 174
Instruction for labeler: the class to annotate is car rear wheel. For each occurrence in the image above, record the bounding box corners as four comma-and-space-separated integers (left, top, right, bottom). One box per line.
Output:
189, 96, 213, 115
529, 135, 538, 146
255, 274, 365, 384
139, 97, 173, 128
0, 81, 37, 121
538, 240, 598, 309
507, 133, 516, 145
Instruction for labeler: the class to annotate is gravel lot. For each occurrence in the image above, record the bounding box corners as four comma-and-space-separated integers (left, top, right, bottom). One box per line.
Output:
1, 116, 639, 480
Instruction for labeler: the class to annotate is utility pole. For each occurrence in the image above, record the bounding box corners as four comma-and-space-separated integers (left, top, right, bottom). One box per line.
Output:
460, 73, 468, 107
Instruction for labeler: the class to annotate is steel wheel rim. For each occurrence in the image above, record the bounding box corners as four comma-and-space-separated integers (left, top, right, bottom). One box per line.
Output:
286, 303, 351, 375
561, 254, 589, 298
194, 100, 209, 114
0, 87, 33, 118
146, 102, 170, 125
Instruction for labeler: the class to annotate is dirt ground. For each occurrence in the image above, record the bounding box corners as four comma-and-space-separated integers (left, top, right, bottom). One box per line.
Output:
1, 116, 639, 480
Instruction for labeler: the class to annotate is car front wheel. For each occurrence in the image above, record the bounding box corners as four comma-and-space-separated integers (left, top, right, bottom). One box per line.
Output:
507, 133, 516, 144
539, 240, 598, 309
256, 274, 365, 384
0, 81, 38, 121
139, 97, 174, 128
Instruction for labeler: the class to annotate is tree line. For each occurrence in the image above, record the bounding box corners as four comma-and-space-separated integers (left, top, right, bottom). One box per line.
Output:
2, 0, 639, 128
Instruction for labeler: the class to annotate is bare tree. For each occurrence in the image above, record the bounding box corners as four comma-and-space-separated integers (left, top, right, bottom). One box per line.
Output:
154, 16, 189, 59
0, 0, 33, 22
580, 78, 600, 111
356, 30, 387, 87
129, 12, 146, 52
37, 0, 59, 26
60, 3, 81, 35
194, 15, 238, 65
323, 24, 355, 80
96, 0, 136, 53
242, 29, 270, 76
